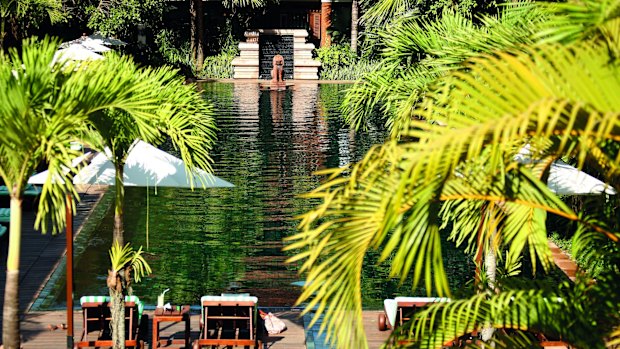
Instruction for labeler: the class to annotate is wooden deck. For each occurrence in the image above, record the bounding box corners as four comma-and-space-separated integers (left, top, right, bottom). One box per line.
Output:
0, 188, 108, 339
19, 309, 390, 348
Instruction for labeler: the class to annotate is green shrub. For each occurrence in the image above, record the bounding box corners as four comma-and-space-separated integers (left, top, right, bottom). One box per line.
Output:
315, 44, 380, 80
197, 37, 239, 79
155, 29, 192, 68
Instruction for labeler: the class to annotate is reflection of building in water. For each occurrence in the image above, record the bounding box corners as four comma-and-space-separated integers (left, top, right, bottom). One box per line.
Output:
291, 83, 328, 172
233, 82, 260, 141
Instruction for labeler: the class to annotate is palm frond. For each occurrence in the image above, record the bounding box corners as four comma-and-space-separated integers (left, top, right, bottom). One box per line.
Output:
536, 0, 620, 54
344, 4, 548, 133
109, 241, 152, 283
288, 41, 620, 348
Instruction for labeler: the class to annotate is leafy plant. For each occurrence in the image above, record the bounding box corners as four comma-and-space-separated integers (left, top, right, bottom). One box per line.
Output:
315, 44, 380, 80
197, 38, 239, 79
286, 0, 620, 348
106, 241, 151, 349
107, 241, 152, 291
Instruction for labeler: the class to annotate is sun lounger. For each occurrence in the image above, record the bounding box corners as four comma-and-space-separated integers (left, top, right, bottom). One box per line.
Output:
0, 208, 9, 223
74, 295, 146, 349
193, 294, 263, 349
0, 184, 42, 196
378, 297, 449, 331
0, 225, 6, 237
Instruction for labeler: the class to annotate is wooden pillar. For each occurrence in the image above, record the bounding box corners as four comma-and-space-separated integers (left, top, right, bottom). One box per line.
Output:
320, 0, 332, 47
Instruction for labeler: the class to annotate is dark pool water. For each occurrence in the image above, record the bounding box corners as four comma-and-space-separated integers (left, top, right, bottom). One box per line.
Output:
36, 82, 474, 310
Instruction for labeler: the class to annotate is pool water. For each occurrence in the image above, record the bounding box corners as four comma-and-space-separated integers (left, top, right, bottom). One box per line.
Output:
36, 82, 474, 309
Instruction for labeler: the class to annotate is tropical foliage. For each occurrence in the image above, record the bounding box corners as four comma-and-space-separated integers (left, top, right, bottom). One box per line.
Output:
106, 241, 151, 349
84, 0, 166, 38
315, 44, 380, 80
84, 51, 217, 245
0, 0, 63, 47
0, 37, 215, 349
286, 0, 620, 348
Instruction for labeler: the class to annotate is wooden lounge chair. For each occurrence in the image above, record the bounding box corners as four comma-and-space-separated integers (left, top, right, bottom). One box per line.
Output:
193, 295, 263, 349
0, 184, 42, 196
0, 208, 9, 223
378, 297, 449, 331
74, 295, 146, 349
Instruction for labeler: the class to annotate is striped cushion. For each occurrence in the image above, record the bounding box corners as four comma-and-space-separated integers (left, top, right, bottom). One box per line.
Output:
394, 297, 450, 303
199, 295, 258, 324
0, 185, 41, 196
201, 295, 257, 303
384, 297, 450, 328
79, 295, 144, 320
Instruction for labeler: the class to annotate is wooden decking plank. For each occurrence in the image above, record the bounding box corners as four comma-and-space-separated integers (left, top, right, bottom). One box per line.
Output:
18, 309, 391, 348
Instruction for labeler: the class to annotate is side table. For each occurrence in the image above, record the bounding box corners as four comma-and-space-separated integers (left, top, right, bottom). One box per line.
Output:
152, 305, 191, 348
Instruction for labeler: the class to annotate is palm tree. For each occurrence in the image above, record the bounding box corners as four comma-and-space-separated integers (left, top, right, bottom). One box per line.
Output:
0, 37, 217, 349
190, 0, 205, 70
351, 0, 359, 54
84, 53, 217, 245
285, 0, 620, 348
107, 242, 151, 349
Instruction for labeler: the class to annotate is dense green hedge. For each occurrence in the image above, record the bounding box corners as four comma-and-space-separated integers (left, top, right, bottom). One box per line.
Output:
315, 44, 379, 80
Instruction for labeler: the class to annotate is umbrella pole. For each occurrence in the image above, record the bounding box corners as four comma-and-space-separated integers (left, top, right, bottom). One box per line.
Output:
66, 194, 74, 349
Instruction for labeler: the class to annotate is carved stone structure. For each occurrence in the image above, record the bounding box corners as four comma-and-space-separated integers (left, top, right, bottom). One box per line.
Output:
232, 29, 321, 80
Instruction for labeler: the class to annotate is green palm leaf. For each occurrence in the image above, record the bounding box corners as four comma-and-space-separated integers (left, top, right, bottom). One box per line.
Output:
288, 40, 620, 348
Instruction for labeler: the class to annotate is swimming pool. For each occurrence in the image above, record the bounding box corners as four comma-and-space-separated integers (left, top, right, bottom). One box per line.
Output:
33, 82, 474, 310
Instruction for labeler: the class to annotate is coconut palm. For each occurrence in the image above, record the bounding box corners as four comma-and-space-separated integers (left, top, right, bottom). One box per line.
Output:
107, 241, 151, 349
286, 0, 620, 348
0, 37, 217, 349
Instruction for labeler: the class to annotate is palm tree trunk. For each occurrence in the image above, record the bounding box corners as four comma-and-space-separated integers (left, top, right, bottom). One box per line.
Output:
114, 163, 124, 246
0, 18, 6, 49
2, 197, 22, 349
109, 287, 125, 349
190, 0, 204, 71
480, 235, 497, 344
350, 0, 359, 55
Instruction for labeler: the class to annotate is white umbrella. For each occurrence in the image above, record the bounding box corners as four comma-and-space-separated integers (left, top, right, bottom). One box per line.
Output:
514, 145, 616, 195
548, 160, 616, 195
53, 45, 104, 64
78, 39, 112, 53
28, 152, 93, 185
86, 33, 126, 46
74, 140, 233, 188
28, 141, 233, 346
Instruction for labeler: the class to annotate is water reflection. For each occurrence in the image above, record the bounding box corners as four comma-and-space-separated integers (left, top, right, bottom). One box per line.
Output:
39, 83, 471, 310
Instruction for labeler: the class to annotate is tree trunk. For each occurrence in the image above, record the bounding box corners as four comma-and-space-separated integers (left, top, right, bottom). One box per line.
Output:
480, 238, 497, 344
190, 0, 204, 71
109, 286, 125, 349
350, 0, 359, 55
0, 18, 6, 49
2, 197, 22, 349
114, 164, 124, 246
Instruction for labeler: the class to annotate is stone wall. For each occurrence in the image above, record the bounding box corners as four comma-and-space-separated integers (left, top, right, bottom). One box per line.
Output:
232, 29, 321, 80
